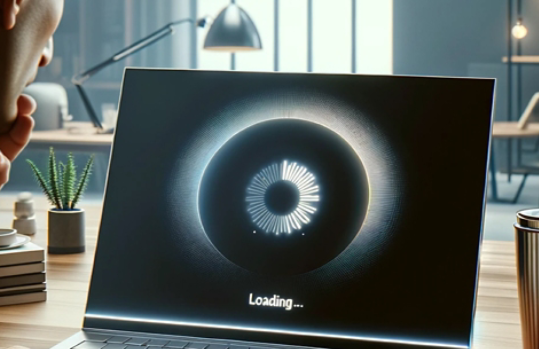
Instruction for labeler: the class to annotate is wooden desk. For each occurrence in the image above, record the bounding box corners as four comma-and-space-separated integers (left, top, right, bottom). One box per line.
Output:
489, 122, 539, 203
493, 122, 539, 138
0, 195, 100, 349
502, 55, 539, 64
0, 195, 524, 349
28, 124, 113, 152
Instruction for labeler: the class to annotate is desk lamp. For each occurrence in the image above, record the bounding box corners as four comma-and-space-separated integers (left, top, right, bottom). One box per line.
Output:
72, 3, 262, 133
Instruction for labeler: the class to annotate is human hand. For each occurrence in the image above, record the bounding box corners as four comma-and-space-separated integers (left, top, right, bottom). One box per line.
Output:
0, 95, 35, 189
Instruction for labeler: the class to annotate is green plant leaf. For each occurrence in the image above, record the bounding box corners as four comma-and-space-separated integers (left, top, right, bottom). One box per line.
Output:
63, 153, 76, 208
26, 160, 56, 207
58, 162, 65, 208
48, 147, 62, 209
71, 154, 94, 209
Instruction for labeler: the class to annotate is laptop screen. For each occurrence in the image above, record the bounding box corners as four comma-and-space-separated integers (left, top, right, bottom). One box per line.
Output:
85, 69, 494, 349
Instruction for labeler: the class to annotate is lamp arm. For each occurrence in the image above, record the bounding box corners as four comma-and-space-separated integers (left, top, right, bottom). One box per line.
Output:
71, 18, 195, 130
72, 18, 194, 84
75, 84, 103, 130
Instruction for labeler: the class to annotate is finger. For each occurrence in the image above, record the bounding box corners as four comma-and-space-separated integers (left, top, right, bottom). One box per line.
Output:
17, 94, 37, 116
0, 94, 35, 134
0, 114, 34, 161
0, 151, 11, 189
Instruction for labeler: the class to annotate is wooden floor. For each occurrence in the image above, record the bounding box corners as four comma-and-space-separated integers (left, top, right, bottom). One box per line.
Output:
0, 194, 524, 349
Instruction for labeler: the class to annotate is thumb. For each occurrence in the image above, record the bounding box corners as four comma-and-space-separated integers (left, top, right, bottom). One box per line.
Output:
18, 94, 37, 117
0, 151, 11, 189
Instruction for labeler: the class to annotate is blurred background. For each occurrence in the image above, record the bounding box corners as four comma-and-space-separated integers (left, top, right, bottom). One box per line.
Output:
5, 0, 539, 241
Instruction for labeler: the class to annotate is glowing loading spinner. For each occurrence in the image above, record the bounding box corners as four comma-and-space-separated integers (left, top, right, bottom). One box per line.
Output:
197, 118, 369, 275
246, 160, 320, 235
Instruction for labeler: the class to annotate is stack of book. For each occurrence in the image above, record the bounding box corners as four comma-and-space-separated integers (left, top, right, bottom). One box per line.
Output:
0, 242, 46, 306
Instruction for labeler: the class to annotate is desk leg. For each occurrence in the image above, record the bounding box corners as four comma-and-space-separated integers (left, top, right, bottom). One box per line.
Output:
489, 140, 528, 203
517, 139, 522, 167
490, 144, 499, 201
507, 138, 512, 182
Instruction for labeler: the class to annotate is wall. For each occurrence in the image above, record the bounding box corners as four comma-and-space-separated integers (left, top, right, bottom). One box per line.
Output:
393, 0, 539, 171
393, 0, 539, 121
394, 0, 506, 77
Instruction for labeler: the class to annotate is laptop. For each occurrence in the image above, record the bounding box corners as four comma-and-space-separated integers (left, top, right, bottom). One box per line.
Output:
53, 70, 495, 349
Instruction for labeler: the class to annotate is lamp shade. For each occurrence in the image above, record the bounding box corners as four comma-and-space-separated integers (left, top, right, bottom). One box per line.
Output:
204, 4, 262, 51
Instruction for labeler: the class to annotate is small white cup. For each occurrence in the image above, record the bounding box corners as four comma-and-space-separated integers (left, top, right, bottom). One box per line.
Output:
0, 229, 17, 247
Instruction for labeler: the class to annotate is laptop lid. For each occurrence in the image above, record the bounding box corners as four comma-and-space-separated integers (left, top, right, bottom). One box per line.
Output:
85, 69, 495, 349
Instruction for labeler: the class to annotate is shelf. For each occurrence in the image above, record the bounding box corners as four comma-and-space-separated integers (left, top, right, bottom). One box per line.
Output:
502, 55, 539, 64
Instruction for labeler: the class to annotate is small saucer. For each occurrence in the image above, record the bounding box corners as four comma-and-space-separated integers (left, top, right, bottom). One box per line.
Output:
0, 235, 31, 250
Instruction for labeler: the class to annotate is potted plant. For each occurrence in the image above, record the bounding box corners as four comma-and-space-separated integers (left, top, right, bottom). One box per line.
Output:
27, 148, 94, 254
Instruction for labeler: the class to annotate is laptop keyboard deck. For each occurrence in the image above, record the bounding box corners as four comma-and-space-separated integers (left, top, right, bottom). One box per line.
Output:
73, 333, 270, 349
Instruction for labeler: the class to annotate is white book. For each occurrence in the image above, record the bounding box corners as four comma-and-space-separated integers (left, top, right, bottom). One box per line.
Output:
0, 242, 45, 267
0, 291, 46, 306
0, 262, 45, 278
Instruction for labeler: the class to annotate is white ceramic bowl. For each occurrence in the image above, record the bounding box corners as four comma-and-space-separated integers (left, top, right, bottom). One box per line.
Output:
0, 229, 17, 247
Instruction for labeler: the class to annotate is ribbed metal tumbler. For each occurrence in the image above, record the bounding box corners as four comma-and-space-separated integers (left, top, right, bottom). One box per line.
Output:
514, 209, 539, 349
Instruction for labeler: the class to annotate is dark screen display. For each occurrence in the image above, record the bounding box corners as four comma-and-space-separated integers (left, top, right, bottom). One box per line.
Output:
85, 70, 494, 349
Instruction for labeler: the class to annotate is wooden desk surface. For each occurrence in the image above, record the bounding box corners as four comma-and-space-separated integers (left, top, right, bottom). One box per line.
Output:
30, 123, 113, 147
492, 122, 539, 138
0, 195, 523, 349
30, 123, 539, 144
31, 130, 113, 146
502, 55, 539, 64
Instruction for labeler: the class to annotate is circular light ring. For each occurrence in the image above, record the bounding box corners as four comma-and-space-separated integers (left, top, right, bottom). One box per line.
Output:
246, 160, 320, 235
169, 90, 403, 280
196, 118, 369, 275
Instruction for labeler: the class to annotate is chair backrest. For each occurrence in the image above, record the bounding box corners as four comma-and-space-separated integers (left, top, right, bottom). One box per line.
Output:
518, 92, 539, 129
